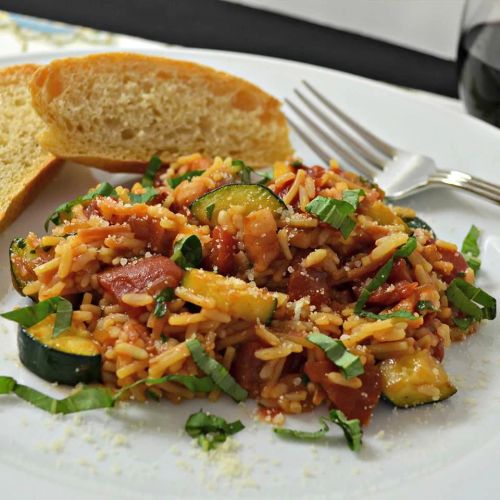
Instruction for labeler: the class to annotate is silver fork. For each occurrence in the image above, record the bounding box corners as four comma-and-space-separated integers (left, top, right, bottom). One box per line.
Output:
285, 81, 500, 205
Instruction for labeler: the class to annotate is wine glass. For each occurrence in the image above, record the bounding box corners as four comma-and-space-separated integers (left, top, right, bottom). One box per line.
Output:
458, 0, 500, 126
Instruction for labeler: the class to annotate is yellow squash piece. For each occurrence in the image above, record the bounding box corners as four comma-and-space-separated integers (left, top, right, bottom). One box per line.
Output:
181, 269, 277, 324
380, 350, 457, 408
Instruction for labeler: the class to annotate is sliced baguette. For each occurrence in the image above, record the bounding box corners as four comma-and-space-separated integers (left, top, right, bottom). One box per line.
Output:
0, 64, 61, 231
30, 53, 293, 172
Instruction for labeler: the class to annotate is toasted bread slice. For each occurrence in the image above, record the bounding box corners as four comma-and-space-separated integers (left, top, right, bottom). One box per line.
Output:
0, 64, 61, 231
30, 53, 293, 172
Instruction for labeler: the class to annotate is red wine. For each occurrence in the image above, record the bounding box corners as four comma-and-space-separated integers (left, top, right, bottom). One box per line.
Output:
458, 22, 500, 127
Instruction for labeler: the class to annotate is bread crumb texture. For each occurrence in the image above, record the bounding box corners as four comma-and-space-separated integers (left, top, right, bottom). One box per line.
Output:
31, 53, 293, 172
0, 64, 60, 230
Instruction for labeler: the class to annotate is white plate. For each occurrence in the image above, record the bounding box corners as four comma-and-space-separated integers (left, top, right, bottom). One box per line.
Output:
0, 48, 499, 500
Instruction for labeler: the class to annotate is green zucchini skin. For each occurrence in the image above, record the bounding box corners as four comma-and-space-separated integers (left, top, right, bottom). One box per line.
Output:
403, 217, 436, 239
190, 184, 286, 225
9, 238, 34, 296
380, 351, 456, 408
18, 326, 102, 386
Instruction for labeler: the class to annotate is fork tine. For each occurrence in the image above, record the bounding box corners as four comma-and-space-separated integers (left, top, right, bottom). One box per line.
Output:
285, 114, 331, 165
285, 99, 378, 179
303, 80, 397, 158
294, 88, 387, 170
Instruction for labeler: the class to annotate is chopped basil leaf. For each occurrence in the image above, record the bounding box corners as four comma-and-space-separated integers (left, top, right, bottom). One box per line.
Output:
185, 410, 245, 451
256, 172, 272, 186
306, 190, 364, 239
452, 315, 473, 330
446, 278, 496, 322
232, 159, 271, 185
291, 160, 302, 168
416, 300, 436, 312
274, 418, 329, 440
171, 235, 203, 269
354, 237, 417, 314
186, 338, 248, 402
0, 373, 214, 414
129, 186, 158, 204
153, 287, 174, 318
205, 202, 215, 221
274, 409, 362, 451
113, 375, 214, 401
342, 189, 365, 208
160, 334, 169, 343
45, 182, 116, 231
145, 389, 160, 402
307, 333, 364, 379
233, 159, 252, 184
300, 373, 310, 385
359, 310, 417, 321
1, 297, 73, 338
358, 175, 378, 189
141, 156, 162, 187
403, 216, 436, 239
329, 409, 362, 452
461, 225, 481, 273
0, 375, 114, 414
167, 170, 205, 189
52, 298, 73, 338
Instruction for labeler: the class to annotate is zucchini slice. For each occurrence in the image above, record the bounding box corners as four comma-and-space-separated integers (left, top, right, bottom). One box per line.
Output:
18, 315, 101, 386
190, 184, 286, 225
10, 238, 37, 296
380, 350, 456, 408
181, 269, 277, 324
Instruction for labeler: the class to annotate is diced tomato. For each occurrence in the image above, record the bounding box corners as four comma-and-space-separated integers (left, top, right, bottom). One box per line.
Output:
389, 258, 413, 283
231, 341, 266, 398
98, 255, 183, 303
83, 199, 101, 218
306, 165, 326, 190
304, 360, 381, 425
128, 215, 175, 254
438, 248, 468, 283
288, 266, 331, 307
367, 281, 418, 305
205, 226, 236, 275
242, 208, 281, 272
432, 336, 445, 362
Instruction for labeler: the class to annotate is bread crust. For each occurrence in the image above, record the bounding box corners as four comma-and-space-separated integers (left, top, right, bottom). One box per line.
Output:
30, 52, 293, 170
0, 64, 61, 230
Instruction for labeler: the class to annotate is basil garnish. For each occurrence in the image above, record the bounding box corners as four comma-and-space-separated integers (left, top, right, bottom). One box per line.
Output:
307, 333, 364, 379
354, 237, 417, 314
0, 375, 114, 414
1, 297, 73, 338
129, 186, 158, 204
171, 235, 203, 269
305, 190, 365, 239
461, 225, 481, 273
153, 287, 175, 318
274, 409, 362, 451
446, 278, 496, 323
0, 374, 214, 415
44, 182, 116, 230
168, 170, 205, 189
358, 310, 417, 321
185, 410, 244, 451
416, 301, 436, 312
186, 338, 248, 402
141, 156, 163, 187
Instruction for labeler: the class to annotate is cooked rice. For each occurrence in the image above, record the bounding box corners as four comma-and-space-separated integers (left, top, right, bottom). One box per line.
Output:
15, 155, 481, 421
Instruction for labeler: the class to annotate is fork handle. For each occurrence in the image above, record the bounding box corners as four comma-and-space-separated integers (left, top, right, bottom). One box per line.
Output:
430, 170, 500, 205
